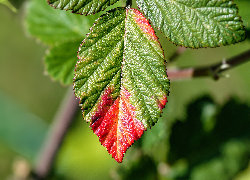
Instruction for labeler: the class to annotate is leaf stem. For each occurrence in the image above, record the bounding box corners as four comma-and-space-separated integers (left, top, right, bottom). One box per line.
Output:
167, 49, 250, 81
0, 0, 17, 12
33, 88, 79, 179
126, 0, 132, 7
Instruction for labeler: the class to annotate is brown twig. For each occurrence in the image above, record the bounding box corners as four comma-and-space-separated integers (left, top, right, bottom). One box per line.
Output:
167, 49, 250, 81
33, 88, 79, 180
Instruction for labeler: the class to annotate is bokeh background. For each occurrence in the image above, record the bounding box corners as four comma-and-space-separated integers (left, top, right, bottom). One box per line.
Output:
1, 0, 250, 179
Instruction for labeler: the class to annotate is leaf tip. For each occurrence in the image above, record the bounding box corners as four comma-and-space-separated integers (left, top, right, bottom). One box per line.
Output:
88, 87, 147, 163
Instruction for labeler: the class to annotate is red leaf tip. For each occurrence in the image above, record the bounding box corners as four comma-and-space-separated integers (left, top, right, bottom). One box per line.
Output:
131, 9, 158, 41
90, 87, 145, 162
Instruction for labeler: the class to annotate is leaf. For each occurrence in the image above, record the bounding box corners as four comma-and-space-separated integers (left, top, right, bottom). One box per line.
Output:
74, 7, 170, 162
48, 0, 120, 15
25, 0, 98, 44
45, 40, 82, 85
25, 0, 100, 85
136, 0, 246, 48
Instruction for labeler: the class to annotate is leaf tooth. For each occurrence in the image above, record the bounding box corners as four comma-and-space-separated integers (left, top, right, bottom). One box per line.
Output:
47, 0, 121, 15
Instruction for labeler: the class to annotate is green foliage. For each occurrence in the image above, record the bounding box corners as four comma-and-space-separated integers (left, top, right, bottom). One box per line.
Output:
25, 0, 98, 44
25, 0, 248, 163
115, 154, 158, 180
25, 0, 100, 85
25, 0, 247, 85
1, 0, 250, 179
168, 97, 250, 180
45, 40, 82, 85
137, 0, 246, 48
48, 0, 120, 15
74, 7, 126, 115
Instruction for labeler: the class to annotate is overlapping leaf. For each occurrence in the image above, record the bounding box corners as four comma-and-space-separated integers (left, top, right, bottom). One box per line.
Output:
74, 7, 169, 162
48, 0, 120, 15
26, 0, 98, 44
25, 0, 99, 85
137, 0, 246, 48
45, 40, 82, 84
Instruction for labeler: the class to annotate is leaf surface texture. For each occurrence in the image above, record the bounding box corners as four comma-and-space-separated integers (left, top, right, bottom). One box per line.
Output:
74, 7, 170, 162
136, 0, 246, 48
48, 0, 120, 15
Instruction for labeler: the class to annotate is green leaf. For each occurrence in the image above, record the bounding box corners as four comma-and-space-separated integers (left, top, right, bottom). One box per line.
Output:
48, 0, 120, 15
25, 0, 98, 44
74, 7, 170, 162
45, 40, 82, 85
25, 0, 101, 85
136, 0, 246, 48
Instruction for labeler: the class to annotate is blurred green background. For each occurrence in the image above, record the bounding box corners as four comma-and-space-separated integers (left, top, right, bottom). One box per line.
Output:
0, 0, 250, 179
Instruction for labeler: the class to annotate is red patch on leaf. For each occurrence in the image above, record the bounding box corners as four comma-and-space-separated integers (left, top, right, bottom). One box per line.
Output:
158, 95, 168, 111
91, 87, 115, 124
130, 9, 158, 41
90, 87, 145, 162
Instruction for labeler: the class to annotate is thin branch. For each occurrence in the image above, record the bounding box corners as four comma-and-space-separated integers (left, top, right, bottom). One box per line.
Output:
33, 88, 79, 180
167, 49, 250, 81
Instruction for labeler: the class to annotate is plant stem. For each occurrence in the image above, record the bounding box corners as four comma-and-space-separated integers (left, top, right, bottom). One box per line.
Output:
126, 0, 132, 7
33, 88, 79, 179
167, 49, 250, 81
0, 0, 17, 12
